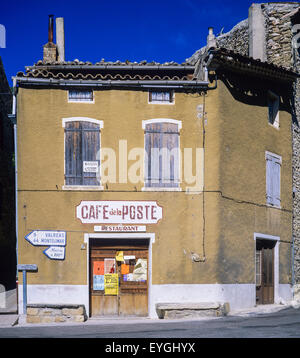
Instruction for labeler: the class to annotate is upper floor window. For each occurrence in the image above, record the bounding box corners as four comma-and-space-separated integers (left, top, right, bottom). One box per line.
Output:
266, 151, 281, 208
63, 118, 103, 188
143, 119, 181, 190
268, 91, 279, 129
68, 90, 94, 103
149, 91, 174, 104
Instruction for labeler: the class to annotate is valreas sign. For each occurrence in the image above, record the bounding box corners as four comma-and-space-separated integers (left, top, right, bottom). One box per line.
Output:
76, 201, 163, 224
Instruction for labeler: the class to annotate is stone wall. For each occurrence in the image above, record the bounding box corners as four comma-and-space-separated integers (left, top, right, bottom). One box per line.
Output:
216, 19, 249, 56
26, 304, 87, 324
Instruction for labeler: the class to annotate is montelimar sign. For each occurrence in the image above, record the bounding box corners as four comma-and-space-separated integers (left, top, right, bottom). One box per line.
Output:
76, 201, 163, 224
25, 231, 66, 247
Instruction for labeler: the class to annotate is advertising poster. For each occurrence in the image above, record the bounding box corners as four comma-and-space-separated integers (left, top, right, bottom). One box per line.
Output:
104, 274, 119, 295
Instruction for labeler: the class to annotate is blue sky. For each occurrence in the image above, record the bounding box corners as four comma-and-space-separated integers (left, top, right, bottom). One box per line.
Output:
0, 0, 299, 85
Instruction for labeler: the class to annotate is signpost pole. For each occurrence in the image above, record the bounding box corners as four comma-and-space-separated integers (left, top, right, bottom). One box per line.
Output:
17, 264, 38, 315
22, 270, 27, 314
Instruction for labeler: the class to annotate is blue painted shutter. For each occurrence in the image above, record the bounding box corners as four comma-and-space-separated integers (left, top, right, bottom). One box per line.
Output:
266, 153, 281, 207
273, 157, 281, 207
65, 121, 100, 186
145, 122, 179, 188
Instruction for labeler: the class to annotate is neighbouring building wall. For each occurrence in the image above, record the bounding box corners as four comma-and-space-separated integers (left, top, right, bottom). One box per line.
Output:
188, 1, 300, 299
0, 57, 15, 291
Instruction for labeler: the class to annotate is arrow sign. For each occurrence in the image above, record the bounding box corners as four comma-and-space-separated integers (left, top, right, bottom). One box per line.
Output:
25, 231, 66, 247
43, 246, 65, 260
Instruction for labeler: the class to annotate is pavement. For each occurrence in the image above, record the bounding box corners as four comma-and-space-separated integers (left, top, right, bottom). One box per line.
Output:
1, 299, 300, 328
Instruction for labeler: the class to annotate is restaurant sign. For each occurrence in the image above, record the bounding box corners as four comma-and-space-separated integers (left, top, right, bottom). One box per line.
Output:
76, 201, 162, 224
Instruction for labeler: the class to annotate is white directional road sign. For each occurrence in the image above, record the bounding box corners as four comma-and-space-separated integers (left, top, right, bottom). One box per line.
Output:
43, 246, 65, 260
25, 231, 66, 247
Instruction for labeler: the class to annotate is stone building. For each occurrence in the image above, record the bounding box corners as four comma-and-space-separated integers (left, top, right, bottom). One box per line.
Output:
13, 15, 297, 322
188, 1, 300, 301
0, 56, 15, 291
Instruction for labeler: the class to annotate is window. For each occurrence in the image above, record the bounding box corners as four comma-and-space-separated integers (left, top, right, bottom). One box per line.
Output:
68, 90, 93, 102
143, 119, 181, 189
64, 119, 101, 187
268, 91, 279, 128
149, 91, 174, 104
266, 152, 281, 207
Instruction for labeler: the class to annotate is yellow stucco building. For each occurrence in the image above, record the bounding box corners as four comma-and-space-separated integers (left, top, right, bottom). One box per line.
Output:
13, 21, 297, 319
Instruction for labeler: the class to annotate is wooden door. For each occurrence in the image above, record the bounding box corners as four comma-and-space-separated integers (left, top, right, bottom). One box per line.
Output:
90, 240, 148, 317
256, 240, 275, 305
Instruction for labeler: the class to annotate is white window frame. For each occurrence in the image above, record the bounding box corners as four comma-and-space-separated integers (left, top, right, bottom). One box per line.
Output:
268, 91, 280, 129
265, 151, 282, 208
148, 90, 175, 105
142, 118, 182, 192
62, 117, 104, 191
68, 89, 95, 104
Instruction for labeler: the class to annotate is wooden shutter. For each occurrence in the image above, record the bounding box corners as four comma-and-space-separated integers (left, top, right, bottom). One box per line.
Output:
266, 153, 281, 207
145, 122, 179, 188
266, 155, 273, 205
65, 121, 100, 186
65, 121, 83, 185
273, 157, 281, 207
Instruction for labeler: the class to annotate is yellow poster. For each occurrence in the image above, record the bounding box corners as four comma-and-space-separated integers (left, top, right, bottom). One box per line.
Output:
116, 251, 124, 262
104, 274, 119, 296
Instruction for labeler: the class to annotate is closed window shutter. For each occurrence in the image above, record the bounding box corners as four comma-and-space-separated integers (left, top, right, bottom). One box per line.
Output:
65, 121, 83, 185
273, 158, 281, 207
145, 122, 179, 188
266, 153, 281, 207
65, 121, 100, 186
266, 156, 273, 205
82, 122, 100, 186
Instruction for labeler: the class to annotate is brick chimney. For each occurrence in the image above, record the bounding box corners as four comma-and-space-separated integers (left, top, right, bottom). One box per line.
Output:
43, 15, 57, 63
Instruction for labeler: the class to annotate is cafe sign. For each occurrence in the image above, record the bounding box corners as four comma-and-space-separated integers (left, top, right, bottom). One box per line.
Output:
76, 201, 163, 224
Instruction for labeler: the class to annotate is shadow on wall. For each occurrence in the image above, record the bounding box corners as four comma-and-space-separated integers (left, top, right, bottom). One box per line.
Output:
216, 72, 295, 123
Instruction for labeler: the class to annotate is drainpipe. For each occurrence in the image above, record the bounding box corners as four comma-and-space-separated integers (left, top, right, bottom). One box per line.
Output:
12, 77, 18, 311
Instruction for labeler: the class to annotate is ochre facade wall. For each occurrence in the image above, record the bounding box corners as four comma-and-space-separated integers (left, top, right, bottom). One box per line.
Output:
17, 79, 293, 288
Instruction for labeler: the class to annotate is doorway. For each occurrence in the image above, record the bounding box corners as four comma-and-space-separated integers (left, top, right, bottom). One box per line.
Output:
256, 239, 276, 305
89, 238, 149, 317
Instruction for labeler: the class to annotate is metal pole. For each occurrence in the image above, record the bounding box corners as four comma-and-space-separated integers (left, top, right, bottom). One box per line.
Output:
22, 270, 26, 314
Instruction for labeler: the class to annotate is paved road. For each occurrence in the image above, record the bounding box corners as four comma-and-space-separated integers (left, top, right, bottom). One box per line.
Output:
0, 307, 300, 339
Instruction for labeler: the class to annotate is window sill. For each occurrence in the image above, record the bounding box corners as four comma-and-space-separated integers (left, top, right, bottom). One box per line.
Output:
62, 185, 104, 191
67, 100, 95, 104
266, 203, 281, 209
268, 122, 280, 130
148, 101, 175, 105
142, 187, 182, 192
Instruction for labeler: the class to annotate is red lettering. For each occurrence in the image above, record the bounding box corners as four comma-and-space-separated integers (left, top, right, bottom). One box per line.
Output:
137, 206, 143, 220
122, 205, 129, 220
151, 206, 157, 220
130, 206, 135, 220
81, 206, 88, 219
145, 205, 150, 220
96, 205, 102, 219
89, 205, 95, 219
103, 205, 109, 220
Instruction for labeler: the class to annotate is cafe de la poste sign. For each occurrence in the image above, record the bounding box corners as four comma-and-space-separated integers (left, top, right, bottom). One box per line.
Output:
76, 201, 163, 225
